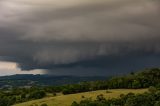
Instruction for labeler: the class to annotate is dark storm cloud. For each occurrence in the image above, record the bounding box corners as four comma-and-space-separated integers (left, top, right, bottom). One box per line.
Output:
0, 0, 160, 75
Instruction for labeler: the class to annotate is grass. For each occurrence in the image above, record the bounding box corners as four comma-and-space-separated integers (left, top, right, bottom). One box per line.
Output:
14, 89, 148, 106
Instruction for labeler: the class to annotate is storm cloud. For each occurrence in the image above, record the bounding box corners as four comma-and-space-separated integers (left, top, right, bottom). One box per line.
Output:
0, 0, 160, 76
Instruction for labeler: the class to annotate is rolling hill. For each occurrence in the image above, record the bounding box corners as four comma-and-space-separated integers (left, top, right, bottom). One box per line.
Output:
14, 89, 147, 106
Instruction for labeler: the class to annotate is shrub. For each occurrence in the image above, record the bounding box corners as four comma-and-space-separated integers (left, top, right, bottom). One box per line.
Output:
41, 103, 48, 106
81, 95, 85, 98
149, 86, 157, 93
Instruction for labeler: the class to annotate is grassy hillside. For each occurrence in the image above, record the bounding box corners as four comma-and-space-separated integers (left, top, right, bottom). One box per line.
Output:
14, 89, 147, 106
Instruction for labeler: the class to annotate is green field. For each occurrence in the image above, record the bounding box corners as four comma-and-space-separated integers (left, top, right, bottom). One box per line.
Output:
14, 89, 148, 106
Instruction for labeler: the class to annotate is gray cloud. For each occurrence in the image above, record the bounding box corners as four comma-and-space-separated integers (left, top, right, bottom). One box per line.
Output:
0, 0, 160, 75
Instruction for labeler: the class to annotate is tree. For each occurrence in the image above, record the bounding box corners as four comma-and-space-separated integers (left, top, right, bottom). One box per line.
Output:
132, 80, 141, 89
29, 90, 46, 99
148, 86, 157, 93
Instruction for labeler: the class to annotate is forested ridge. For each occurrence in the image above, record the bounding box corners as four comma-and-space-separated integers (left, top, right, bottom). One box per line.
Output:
62, 68, 160, 94
0, 75, 107, 88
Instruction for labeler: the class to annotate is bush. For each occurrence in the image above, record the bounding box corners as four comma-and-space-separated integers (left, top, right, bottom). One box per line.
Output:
41, 103, 48, 106
96, 94, 106, 101
71, 101, 79, 106
149, 86, 157, 93
29, 90, 46, 99
81, 95, 85, 98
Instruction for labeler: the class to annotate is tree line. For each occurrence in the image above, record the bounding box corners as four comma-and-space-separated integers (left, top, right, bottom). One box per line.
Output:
61, 68, 160, 94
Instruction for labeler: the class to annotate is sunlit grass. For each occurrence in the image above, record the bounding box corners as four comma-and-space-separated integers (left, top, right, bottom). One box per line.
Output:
14, 89, 148, 106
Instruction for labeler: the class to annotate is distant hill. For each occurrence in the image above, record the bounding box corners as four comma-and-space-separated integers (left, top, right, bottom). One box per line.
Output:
0, 74, 107, 88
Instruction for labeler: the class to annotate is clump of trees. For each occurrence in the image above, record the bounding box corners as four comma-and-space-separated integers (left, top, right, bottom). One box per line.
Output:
0, 87, 46, 106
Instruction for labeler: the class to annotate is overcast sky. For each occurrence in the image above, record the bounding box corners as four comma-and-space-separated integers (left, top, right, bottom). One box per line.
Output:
0, 0, 160, 76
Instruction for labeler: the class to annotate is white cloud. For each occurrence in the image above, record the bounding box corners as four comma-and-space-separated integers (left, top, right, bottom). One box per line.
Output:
0, 61, 44, 76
